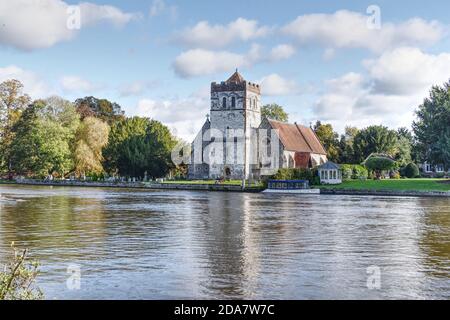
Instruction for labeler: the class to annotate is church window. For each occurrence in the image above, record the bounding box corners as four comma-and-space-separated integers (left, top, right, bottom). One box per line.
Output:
222, 97, 227, 109
231, 97, 236, 108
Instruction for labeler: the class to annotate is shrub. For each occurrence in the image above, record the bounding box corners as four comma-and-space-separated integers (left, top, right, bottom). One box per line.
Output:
341, 164, 368, 180
403, 163, 420, 178
271, 168, 319, 185
390, 171, 401, 179
0, 243, 43, 300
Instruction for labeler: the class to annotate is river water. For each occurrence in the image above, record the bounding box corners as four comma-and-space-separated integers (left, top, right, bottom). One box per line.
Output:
0, 185, 448, 299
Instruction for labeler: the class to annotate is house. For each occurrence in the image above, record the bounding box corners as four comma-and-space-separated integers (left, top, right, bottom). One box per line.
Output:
420, 162, 446, 176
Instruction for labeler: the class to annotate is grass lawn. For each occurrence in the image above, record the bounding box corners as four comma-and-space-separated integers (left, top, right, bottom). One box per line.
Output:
319, 178, 450, 192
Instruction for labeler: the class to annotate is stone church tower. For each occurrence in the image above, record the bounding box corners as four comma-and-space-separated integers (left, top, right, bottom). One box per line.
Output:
188, 70, 261, 180
208, 70, 261, 179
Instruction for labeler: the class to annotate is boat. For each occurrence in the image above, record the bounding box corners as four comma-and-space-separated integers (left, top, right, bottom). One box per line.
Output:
262, 180, 320, 194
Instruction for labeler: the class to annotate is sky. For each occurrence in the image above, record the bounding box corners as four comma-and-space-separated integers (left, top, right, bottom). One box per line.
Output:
1, 0, 450, 141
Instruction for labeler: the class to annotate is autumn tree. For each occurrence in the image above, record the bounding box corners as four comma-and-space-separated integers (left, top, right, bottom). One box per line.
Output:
74, 96, 125, 125
73, 117, 110, 178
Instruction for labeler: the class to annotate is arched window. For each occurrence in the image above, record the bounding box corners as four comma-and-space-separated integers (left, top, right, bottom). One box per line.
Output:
231, 97, 236, 108
222, 97, 227, 109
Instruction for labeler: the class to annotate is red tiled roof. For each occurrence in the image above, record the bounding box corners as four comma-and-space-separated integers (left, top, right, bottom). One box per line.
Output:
268, 119, 327, 155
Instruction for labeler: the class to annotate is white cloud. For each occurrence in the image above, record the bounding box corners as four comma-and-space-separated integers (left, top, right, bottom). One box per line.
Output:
282, 10, 444, 54
0, 0, 137, 51
149, 0, 178, 20
313, 48, 450, 131
364, 47, 450, 95
60, 76, 101, 93
268, 44, 296, 61
175, 18, 270, 49
260, 74, 300, 96
118, 81, 159, 97
134, 88, 209, 141
173, 49, 247, 78
0, 65, 51, 98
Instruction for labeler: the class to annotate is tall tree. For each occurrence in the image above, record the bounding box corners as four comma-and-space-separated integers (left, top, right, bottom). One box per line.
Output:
338, 126, 359, 163
10, 97, 79, 177
73, 117, 110, 177
413, 81, 450, 170
103, 117, 177, 178
313, 121, 341, 162
0, 80, 31, 173
261, 104, 289, 122
352, 125, 399, 163
74, 96, 125, 125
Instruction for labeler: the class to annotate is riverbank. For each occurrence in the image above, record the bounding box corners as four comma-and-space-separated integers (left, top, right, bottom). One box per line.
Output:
2, 179, 450, 197
1, 180, 263, 193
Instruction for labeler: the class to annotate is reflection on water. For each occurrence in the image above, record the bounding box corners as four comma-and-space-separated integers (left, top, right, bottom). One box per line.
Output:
0, 185, 448, 299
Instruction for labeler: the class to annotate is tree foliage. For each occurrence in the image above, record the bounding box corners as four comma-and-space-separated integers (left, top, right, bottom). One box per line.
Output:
413, 81, 450, 170
364, 156, 396, 179
73, 117, 110, 177
352, 125, 399, 163
0, 80, 31, 172
313, 121, 340, 162
104, 117, 177, 178
10, 97, 79, 177
74, 96, 125, 125
261, 103, 289, 122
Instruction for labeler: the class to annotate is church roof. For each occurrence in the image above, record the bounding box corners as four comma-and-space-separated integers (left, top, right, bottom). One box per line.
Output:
268, 119, 327, 155
226, 70, 244, 84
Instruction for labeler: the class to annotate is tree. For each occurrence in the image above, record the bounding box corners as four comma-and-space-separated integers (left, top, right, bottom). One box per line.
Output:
73, 117, 110, 177
313, 121, 341, 162
74, 96, 125, 125
0, 80, 31, 173
394, 128, 413, 167
413, 81, 450, 170
261, 104, 289, 122
403, 163, 420, 178
9, 97, 79, 177
103, 117, 177, 178
338, 126, 359, 163
352, 125, 399, 163
364, 156, 396, 179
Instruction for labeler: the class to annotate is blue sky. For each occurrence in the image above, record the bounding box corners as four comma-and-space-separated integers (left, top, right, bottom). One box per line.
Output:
1, 0, 450, 140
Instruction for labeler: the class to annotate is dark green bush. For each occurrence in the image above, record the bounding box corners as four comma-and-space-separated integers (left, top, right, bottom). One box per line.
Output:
271, 168, 319, 185
403, 163, 420, 178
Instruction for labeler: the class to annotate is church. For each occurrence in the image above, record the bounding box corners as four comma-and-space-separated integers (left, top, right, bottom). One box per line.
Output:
188, 71, 327, 180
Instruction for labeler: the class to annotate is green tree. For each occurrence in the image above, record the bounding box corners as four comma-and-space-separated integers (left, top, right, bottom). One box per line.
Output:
73, 117, 110, 178
261, 103, 289, 122
0, 80, 31, 173
353, 125, 399, 163
104, 117, 177, 178
413, 81, 450, 170
313, 121, 341, 162
9, 97, 79, 177
338, 126, 360, 163
364, 156, 396, 179
74, 96, 125, 125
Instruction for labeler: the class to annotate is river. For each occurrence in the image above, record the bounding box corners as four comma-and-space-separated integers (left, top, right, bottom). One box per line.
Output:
0, 185, 448, 299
